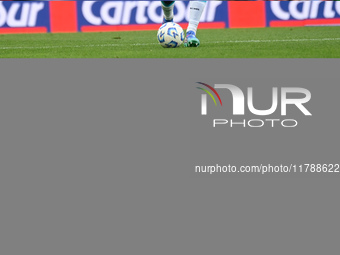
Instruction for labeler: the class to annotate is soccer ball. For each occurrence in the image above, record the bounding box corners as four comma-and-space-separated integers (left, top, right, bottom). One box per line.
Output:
157, 22, 184, 48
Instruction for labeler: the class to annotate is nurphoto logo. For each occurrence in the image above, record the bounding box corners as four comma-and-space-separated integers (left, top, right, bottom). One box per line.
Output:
196, 82, 312, 128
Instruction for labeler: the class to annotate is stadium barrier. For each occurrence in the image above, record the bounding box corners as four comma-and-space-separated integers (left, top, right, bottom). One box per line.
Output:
0, 1, 340, 34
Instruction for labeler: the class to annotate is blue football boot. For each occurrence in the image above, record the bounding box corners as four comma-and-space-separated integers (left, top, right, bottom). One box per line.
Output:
163, 16, 174, 24
184, 31, 200, 47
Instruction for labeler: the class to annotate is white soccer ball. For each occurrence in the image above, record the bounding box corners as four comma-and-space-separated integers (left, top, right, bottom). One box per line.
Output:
157, 22, 184, 48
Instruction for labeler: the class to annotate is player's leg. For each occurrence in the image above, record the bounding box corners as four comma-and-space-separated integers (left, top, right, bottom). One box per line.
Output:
184, 1, 207, 47
161, 1, 175, 23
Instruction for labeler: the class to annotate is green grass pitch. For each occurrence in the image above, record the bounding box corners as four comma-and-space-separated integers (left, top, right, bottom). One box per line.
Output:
1, 26, 340, 58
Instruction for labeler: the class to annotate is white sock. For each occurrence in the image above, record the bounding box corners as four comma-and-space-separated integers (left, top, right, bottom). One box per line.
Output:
161, 2, 175, 21
187, 1, 207, 34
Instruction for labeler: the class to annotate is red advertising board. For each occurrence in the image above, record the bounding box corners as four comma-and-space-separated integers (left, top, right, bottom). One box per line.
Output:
0, 1, 339, 34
